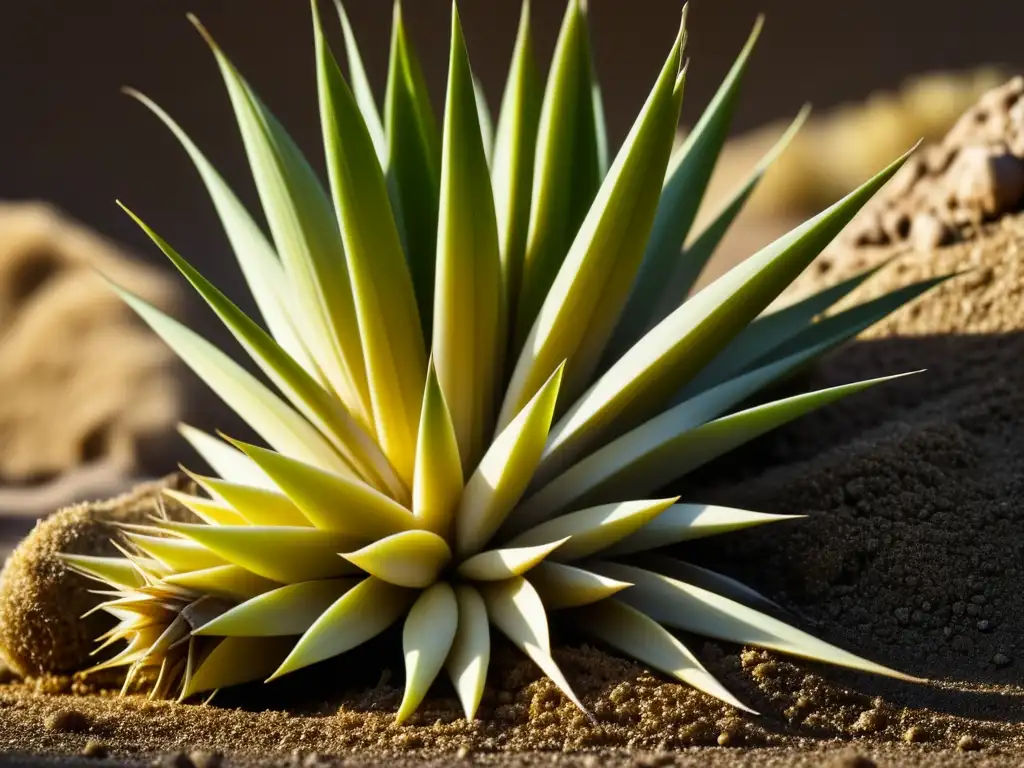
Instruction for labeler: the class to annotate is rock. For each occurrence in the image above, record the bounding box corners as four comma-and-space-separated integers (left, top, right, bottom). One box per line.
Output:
0, 202, 187, 519
957, 733, 983, 751
911, 212, 954, 250
0, 475, 193, 676
948, 147, 1024, 218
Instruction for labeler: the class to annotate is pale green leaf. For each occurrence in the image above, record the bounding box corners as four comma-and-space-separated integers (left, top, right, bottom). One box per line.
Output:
603, 503, 800, 557
613, 15, 760, 351
159, 521, 360, 584
384, 0, 441, 335
270, 577, 414, 679
110, 283, 351, 478
123, 533, 227, 573
576, 598, 754, 712
641, 554, 783, 614
163, 490, 248, 528
499, 20, 686, 428
455, 363, 563, 556
178, 425, 276, 492
182, 636, 294, 699
593, 562, 923, 682
446, 584, 490, 720
190, 16, 370, 425
491, 0, 541, 318
397, 582, 459, 723
61, 554, 147, 590
316, 4, 428, 488
164, 565, 281, 602
482, 577, 585, 712
182, 470, 311, 528
528, 561, 630, 609
513, 0, 603, 348
506, 498, 676, 561
541, 147, 917, 475
194, 578, 357, 637
475, 77, 494, 167
334, 0, 386, 165
457, 538, 567, 581
342, 530, 451, 588
121, 207, 406, 499
124, 90, 314, 374
227, 438, 417, 538
413, 362, 463, 538
433, 6, 504, 472
521, 372, 916, 524
610, 104, 809, 360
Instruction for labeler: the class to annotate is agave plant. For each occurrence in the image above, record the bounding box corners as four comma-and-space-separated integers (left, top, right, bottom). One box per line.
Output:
63, 0, 938, 720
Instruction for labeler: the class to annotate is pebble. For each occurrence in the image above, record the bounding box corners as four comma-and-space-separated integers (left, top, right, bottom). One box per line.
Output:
903, 724, 928, 743
82, 740, 109, 759
157, 752, 195, 768
957, 733, 983, 751
993, 652, 1012, 667
911, 212, 954, 250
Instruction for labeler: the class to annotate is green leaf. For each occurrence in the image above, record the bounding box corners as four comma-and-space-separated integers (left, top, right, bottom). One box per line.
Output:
475, 76, 495, 166
492, 0, 541, 322
576, 598, 754, 712
227, 438, 418, 538
110, 282, 350, 478
513, 0, 603, 349
455, 363, 563, 556
608, 104, 809, 362
612, 15, 760, 354
593, 562, 922, 682
334, 0, 386, 166
412, 362, 464, 537
384, 0, 441, 336
123, 533, 227, 572
120, 206, 406, 500
398, 582, 459, 724
433, 5, 504, 472
124, 90, 314, 375
675, 257, 895, 399
499, 17, 686, 430
520, 372, 917, 525
540, 146, 917, 476
190, 16, 371, 426
315, 2, 427, 488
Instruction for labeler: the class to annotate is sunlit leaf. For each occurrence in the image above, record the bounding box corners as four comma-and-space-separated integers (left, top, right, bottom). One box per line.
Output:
413, 362, 463, 537
528, 561, 630, 609
316, 4, 428, 487
445, 584, 490, 720
384, 0, 441, 335
541, 147, 916, 475
334, 0, 386, 165
457, 539, 567, 581
342, 530, 451, 588
499, 18, 686, 427
433, 6, 504, 471
194, 578, 356, 637
397, 582, 459, 723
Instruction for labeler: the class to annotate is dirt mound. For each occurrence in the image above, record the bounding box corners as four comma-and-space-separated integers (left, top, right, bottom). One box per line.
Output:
0, 202, 186, 520
844, 76, 1024, 250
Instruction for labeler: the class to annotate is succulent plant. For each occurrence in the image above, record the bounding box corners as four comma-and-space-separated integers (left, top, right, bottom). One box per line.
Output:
63, 0, 939, 720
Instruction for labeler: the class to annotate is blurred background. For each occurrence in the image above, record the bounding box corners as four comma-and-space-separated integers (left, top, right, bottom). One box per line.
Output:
0, 0, 1021, 528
